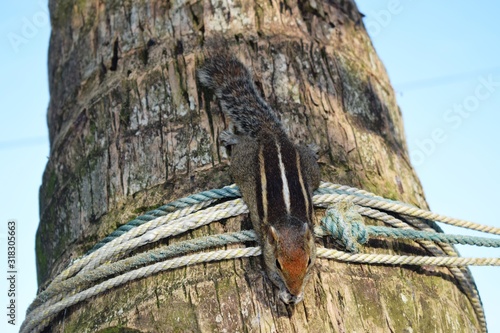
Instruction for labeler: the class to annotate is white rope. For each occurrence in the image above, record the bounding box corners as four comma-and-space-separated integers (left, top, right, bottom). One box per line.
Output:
21, 247, 261, 333
315, 193, 500, 235
24, 182, 498, 333
317, 248, 500, 266
79, 199, 248, 275
320, 185, 488, 331
22, 243, 499, 333
51, 199, 240, 284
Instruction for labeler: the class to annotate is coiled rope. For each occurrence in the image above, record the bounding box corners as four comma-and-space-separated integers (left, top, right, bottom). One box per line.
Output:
21, 182, 500, 333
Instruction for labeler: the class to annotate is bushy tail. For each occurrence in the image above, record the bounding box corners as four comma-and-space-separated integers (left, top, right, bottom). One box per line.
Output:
198, 55, 282, 137
197, 54, 251, 92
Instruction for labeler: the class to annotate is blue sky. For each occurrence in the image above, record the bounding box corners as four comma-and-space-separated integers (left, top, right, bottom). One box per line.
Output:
356, 0, 500, 331
0, 1, 499, 332
0, 2, 50, 333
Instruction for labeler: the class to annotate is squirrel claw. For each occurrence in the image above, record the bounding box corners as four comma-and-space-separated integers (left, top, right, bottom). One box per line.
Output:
279, 289, 303, 304
307, 143, 320, 159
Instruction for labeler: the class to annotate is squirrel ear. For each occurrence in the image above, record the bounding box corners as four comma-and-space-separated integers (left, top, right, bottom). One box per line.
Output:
267, 225, 279, 244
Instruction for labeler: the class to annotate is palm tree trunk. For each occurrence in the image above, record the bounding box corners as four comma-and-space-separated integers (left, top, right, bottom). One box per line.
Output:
36, 0, 483, 331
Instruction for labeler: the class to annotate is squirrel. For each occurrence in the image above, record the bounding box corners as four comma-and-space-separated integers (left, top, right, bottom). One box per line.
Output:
198, 54, 320, 304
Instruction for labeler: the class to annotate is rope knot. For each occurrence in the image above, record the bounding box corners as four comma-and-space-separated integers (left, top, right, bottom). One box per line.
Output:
321, 201, 367, 252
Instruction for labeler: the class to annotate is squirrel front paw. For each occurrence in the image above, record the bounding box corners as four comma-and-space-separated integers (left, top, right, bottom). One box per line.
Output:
219, 130, 239, 146
307, 143, 320, 160
278, 289, 304, 305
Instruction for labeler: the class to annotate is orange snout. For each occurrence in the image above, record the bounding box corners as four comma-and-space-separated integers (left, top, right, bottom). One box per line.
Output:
279, 250, 308, 296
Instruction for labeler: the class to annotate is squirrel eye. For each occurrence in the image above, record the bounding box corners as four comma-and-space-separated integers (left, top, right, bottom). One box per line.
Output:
276, 259, 282, 270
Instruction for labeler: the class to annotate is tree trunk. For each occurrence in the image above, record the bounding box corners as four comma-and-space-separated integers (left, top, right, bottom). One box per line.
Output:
37, 0, 483, 332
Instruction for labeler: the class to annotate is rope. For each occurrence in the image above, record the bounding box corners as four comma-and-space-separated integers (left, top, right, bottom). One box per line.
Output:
21, 241, 500, 333
317, 248, 500, 266
321, 204, 500, 250
22, 247, 262, 333
26, 231, 257, 313
22, 182, 498, 333
314, 189, 500, 235
317, 185, 489, 331
51, 199, 248, 284
88, 185, 241, 253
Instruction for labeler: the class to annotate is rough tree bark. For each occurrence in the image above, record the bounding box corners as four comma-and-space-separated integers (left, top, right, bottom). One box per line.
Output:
36, 0, 483, 332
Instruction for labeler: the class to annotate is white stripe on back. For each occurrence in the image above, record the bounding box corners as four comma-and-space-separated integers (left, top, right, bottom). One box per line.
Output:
276, 141, 291, 214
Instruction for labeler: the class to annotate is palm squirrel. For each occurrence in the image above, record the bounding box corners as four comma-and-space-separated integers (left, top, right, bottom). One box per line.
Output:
198, 54, 320, 304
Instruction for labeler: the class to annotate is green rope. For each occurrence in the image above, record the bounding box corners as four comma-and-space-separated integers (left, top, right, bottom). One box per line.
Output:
27, 230, 257, 313
88, 185, 241, 253
321, 204, 500, 251
89, 184, 500, 256
24, 183, 499, 333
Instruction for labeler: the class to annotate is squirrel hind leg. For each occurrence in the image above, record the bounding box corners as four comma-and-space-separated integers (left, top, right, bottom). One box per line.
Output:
219, 130, 239, 146
297, 144, 321, 190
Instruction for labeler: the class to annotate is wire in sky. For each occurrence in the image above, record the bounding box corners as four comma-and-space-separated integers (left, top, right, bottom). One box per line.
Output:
395, 66, 500, 91
0, 136, 48, 150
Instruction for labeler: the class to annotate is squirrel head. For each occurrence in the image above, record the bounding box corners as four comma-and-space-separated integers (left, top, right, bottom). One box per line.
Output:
263, 219, 316, 304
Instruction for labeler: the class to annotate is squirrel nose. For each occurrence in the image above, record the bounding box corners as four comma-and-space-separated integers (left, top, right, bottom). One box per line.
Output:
287, 283, 303, 299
